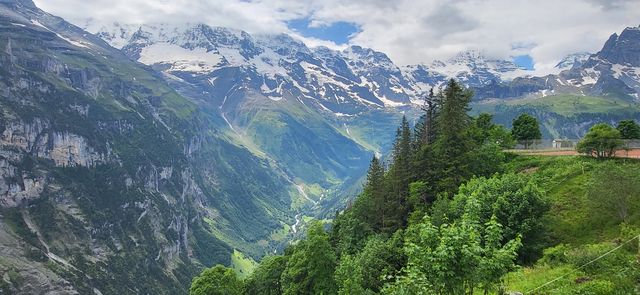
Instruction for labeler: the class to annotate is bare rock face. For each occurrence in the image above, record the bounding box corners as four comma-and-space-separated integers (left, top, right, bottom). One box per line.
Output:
598, 26, 640, 67
0, 119, 46, 151
1, 120, 107, 168
37, 132, 106, 167
0, 1, 299, 293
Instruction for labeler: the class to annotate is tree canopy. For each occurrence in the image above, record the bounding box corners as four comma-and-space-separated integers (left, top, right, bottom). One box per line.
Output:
281, 222, 337, 295
189, 80, 560, 295
577, 123, 623, 158
190, 265, 243, 295
511, 113, 542, 148
616, 119, 640, 139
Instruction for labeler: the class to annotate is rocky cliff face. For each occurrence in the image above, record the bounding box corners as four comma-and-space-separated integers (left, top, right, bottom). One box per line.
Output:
598, 26, 640, 67
0, 2, 301, 294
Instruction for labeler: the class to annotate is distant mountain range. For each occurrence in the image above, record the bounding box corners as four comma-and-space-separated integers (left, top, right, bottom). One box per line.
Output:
1, 0, 640, 293
86, 22, 541, 113
87, 22, 640, 133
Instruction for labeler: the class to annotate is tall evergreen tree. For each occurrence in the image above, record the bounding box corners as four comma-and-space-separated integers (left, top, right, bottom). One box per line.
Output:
474, 113, 495, 143
432, 79, 474, 194
416, 88, 440, 147
365, 156, 386, 231
384, 116, 413, 232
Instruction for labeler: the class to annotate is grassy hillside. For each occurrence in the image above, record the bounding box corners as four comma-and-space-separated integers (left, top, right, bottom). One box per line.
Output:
475, 94, 640, 116
503, 156, 640, 294
472, 94, 640, 138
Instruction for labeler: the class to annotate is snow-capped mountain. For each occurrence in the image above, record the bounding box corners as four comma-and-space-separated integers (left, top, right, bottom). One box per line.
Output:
484, 25, 640, 100
555, 52, 591, 70
401, 49, 535, 99
96, 23, 417, 115
570, 26, 640, 98
83, 22, 545, 115
84, 22, 640, 130
424, 50, 531, 85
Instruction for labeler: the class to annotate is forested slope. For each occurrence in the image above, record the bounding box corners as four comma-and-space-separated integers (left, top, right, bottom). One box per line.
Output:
189, 79, 640, 295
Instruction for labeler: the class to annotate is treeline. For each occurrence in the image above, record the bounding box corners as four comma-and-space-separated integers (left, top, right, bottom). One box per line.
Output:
189, 80, 550, 294
577, 120, 640, 158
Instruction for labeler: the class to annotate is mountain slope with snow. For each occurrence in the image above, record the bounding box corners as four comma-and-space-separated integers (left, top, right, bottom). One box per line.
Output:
88, 22, 546, 112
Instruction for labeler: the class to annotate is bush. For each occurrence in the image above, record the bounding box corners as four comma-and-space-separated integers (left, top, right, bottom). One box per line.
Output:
451, 173, 549, 264
577, 124, 623, 158
572, 279, 615, 295
539, 244, 570, 266
189, 265, 242, 295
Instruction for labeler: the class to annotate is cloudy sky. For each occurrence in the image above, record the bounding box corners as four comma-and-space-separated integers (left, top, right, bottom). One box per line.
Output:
34, 0, 640, 74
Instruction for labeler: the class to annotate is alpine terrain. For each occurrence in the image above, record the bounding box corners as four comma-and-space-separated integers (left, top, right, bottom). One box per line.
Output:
0, 0, 640, 293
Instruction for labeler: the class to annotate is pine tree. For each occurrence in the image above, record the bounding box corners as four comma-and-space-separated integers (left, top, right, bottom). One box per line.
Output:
365, 156, 386, 231
415, 88, 441, 148
432, 79, 474, 194
423, 88, 440, 146
383, 116, 413, 233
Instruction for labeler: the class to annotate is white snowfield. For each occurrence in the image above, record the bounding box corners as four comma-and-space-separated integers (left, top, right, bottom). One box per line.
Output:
138, 43, 223, 73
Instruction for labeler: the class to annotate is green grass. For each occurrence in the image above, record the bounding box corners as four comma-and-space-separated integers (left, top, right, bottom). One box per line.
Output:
269, 224, 291, 242
500, 155, 640, 294
230, 250, 257, 279
475, 94, 640, 116
504, 264, 581, 294
507, 156, 640, 245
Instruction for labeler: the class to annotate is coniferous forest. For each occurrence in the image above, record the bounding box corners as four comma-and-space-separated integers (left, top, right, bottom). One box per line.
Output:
189, 80, 640, 294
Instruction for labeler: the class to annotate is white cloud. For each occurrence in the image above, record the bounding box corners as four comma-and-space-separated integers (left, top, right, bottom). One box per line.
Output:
34, 0, 640, 72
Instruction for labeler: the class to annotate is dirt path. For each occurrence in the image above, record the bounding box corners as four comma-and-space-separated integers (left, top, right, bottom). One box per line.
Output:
511, 148, 640, 158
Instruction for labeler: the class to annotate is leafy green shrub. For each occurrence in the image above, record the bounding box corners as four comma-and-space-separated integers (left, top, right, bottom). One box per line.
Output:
572, 279, 615, 295
566, 243, 629, 275
189, 265, 242, 295
451, 173, 549, 264
539, 244, 570, 266
577, 123, 623, 158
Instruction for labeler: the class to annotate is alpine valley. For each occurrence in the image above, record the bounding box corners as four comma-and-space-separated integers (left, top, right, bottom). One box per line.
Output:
1, 0, 640, 293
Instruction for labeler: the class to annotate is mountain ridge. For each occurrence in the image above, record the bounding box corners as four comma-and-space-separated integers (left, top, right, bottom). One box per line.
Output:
0, 2, 316, 294
2, 1, 640, 293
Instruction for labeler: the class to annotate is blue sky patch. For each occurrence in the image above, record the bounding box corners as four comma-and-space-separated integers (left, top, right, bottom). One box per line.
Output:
513, 54, 534, 70
287, 18, 359, 45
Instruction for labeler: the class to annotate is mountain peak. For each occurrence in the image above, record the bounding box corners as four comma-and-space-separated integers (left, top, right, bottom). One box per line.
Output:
449, 49, 486, 63
597, 26, 640, 66
555, 52, 591, 70
255, 33, 310, 56
343, 45, 394, 66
